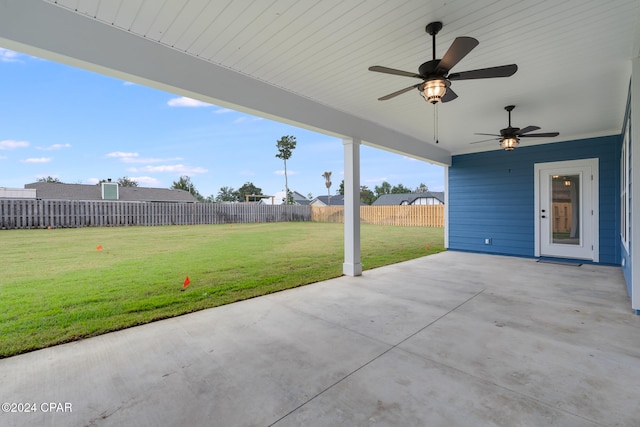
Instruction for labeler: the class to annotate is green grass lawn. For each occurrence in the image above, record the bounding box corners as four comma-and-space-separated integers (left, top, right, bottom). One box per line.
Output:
0, 222, 444, 357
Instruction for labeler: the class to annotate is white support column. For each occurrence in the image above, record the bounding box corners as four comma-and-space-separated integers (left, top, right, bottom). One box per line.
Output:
631, 57, 640, 311
343, 137, 362, 276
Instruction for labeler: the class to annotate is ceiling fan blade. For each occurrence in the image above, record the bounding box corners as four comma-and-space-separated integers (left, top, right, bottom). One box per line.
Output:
470, 138, 499, 144
368, 66, 422, 78
441, 87, 458, 103
378, 83, 421, 101
520, 132, 560, 138
436, 37, 479, 73
516, 125, 541, 135
474, 133, 501, 137
448, 64, 518, 80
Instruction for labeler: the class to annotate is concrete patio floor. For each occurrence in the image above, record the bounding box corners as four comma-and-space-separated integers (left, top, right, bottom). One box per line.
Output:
1, 251, 639, 426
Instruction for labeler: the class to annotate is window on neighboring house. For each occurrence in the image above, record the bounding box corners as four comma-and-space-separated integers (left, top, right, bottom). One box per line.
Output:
621, 119, 630, 249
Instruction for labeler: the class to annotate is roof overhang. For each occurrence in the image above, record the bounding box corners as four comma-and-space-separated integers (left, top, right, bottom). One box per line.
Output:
1, 1, 639, 163
0, 0, 450, 165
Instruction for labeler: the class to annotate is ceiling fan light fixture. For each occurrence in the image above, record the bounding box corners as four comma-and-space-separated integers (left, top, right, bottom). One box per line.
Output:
501, 136, 519, 151
422, 78, 447, 104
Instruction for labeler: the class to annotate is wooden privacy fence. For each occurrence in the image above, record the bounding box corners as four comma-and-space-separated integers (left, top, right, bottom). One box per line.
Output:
0, 199, 310, 229
0, 200, 444, 229
311, 205, 444, 227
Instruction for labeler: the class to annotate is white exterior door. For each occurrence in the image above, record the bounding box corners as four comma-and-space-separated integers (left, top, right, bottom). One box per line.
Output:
535, 159, 599, 261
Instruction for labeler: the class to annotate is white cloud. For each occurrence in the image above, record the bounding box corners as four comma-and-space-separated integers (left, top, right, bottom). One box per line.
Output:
121, 156, 183, 164
106, 151, 139, 158
364, 177, 388, 184
0, 48, 22, 63
167, 97, 211, 107
129, 176, 162, 186
138, 164, 208, 175
22, 157, 52, 163
274, 170, 298, 176
0, 140, 29, 150
214, 108, 234, 114
107, 151, 181, 165
233, 116, 263, 124
37, 143, 72, 151
88, 176, 160, 186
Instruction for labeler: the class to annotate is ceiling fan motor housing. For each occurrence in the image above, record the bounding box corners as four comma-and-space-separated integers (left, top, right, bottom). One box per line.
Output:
418, 60, 439, 78
500, 127, 519, 137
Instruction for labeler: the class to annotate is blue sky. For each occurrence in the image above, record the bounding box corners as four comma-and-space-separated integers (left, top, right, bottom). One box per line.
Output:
0, 47, 443, 200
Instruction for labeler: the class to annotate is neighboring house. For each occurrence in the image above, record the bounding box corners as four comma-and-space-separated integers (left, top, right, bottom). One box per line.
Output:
263, 190, 310, 206
0, 187, 36, 199
310, 195, 345, 206
373, 192, 444, 206
24, 182, 198, 203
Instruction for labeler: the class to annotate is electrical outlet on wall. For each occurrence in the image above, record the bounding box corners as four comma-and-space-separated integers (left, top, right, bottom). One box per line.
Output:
484, 238, 491, 245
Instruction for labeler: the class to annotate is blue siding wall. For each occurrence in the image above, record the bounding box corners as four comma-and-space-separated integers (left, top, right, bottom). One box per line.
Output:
449, 135, 621, 264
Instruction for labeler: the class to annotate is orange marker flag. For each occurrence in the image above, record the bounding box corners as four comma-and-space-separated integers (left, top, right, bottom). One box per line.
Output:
96, 245, 103, 251
183, 276, 191, 289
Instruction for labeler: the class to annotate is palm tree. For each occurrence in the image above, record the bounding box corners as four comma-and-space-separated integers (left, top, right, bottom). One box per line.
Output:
275, 135, 297, 204
322, 171, 332, 206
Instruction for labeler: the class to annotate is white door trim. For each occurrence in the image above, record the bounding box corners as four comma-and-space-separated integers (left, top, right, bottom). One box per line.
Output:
534, 158, 599, 262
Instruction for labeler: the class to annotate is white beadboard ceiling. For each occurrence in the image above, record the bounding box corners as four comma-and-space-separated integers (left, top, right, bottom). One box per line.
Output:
4, 0, 640, 159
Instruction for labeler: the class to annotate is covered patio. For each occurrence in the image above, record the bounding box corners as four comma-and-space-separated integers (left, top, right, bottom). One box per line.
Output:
0, 2, 639, 424
1, 1, 639, 311
1, 251, 638, 426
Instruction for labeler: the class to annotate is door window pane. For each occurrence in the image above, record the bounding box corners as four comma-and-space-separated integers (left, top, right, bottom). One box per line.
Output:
551, 174, 579, 245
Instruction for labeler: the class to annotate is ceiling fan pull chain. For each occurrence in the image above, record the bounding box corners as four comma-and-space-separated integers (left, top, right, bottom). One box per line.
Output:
434, 103, 439, 144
